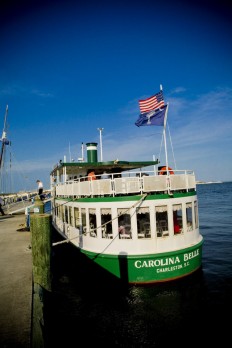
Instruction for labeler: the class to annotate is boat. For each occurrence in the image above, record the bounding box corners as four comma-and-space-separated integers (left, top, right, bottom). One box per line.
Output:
50, 89, 203, 285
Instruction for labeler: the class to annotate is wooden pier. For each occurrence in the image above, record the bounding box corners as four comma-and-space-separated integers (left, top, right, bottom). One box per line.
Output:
0, 212, 32, 347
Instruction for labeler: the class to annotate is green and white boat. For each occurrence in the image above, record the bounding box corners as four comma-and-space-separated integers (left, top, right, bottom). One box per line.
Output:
50, 92, 203, 285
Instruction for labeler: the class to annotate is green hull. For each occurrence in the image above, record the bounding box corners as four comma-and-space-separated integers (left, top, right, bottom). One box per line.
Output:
80, 240, 203, 285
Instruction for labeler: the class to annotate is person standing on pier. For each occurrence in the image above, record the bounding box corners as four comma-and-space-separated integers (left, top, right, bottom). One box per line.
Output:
36, 180, 44, 200
0, 196, 5, 215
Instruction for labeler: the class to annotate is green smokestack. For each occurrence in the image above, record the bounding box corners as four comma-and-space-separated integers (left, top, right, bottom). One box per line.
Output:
86, 142, 98, 163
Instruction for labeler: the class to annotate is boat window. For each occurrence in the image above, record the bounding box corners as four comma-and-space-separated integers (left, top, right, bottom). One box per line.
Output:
117, 208, 132, 239
64, 206, 68, 223
57, 204, 62, 219
194, 200, 199, 229
156, 206, 169, 237
69, 206, 74, 226
89, 208, 97, 237
136, 207, 151, 238
81, 208, 87, 234
173, 204, 183, 235
60, 205, 63, 220
186, 202, 193, 231
100, 208, 113, 239
55, 203, 58, 217
74, 207, 81, 228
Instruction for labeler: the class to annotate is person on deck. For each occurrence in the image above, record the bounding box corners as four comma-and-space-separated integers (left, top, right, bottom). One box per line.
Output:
173, 212, 180, 234
118, 220, 126, 236
118, 224, 126, 235
88, 170, 96, 181
101, 171, 109, 179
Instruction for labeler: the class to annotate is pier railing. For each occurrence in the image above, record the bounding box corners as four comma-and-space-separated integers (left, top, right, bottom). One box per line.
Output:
55, 170, 196, 198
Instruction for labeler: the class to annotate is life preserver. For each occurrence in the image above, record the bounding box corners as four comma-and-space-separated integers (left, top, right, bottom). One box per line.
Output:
159, 166, 174, 175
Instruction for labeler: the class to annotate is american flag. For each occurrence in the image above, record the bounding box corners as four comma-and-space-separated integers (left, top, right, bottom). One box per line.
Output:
139, 90, 165, 113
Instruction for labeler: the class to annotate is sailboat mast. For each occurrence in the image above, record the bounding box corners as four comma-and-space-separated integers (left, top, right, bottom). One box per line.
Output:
0, 105, 9, 170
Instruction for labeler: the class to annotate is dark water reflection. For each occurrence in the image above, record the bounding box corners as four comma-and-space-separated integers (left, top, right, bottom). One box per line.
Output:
44, 183, 232, 347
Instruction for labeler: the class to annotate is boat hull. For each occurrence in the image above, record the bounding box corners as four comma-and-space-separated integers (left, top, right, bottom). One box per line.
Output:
72, 238, 203, 285
51, 163, 203, 285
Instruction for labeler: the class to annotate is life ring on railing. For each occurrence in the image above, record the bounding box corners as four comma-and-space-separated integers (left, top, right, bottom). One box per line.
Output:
159, 166, 174, 175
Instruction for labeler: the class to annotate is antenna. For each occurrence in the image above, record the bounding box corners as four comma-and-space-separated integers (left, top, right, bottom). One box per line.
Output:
81, 142, 84, 161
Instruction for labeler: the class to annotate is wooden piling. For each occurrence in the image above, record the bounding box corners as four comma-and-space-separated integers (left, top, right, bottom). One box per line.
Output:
30, 213, 52, 347
30, 213, 52, 290
33, 196, 45, 214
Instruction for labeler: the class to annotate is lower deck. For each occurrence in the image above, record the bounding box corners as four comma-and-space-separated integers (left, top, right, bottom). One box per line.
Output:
52, 191, 202, 256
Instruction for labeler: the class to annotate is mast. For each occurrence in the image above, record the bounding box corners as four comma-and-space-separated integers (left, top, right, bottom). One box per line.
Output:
0, 105, 9, 170
82, 142, 84, 161
69, 142, 72, 162
97, 127, 104, 162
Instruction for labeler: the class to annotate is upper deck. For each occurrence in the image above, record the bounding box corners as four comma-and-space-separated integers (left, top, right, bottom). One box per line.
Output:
53, 169, 196, 198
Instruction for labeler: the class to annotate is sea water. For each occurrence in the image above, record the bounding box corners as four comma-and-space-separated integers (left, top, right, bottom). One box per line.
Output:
44, 182, 232, 347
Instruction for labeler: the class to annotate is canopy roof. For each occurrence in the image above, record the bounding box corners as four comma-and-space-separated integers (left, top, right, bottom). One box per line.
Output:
50, 159, 159, 176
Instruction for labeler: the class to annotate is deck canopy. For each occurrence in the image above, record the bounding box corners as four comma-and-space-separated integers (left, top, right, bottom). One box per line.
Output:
50, 159, 159, 176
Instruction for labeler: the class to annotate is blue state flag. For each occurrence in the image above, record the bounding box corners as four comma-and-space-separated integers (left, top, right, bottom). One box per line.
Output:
135, 104, 167, 127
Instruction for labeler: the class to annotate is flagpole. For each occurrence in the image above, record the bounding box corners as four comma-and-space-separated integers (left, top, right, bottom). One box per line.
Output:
163, 102, 169, 173
160, 84, 169, 172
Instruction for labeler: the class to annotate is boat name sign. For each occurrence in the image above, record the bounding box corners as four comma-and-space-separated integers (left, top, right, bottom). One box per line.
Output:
134, 249, 200, 273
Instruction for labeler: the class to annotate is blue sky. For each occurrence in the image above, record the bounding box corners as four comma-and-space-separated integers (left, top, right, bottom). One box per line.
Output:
0, 0, 231, 193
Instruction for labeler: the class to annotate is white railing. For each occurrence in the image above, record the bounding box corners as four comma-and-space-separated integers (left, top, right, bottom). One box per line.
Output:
55, 170, 196, 198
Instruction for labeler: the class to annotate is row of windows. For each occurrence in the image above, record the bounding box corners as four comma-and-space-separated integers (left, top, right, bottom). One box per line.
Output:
55, 201, 198, 239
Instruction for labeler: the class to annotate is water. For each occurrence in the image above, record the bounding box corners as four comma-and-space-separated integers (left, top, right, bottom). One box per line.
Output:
43, 183, 232, 347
